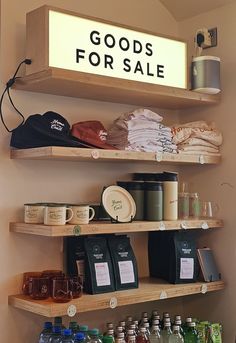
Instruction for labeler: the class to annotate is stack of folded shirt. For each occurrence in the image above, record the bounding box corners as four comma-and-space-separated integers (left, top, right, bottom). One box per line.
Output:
107, 108, 177, 153
171, 121, 223, 155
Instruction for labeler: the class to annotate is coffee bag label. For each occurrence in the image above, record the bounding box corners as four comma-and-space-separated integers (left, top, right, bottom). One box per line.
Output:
118, 260, 135, 284
95, 262, 111, 286
180, 257, 194, 279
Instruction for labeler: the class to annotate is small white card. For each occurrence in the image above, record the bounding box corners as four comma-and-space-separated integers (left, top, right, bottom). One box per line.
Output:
95, 262, 111, 286
180, 258, 194, 279
118, 260, 135, 284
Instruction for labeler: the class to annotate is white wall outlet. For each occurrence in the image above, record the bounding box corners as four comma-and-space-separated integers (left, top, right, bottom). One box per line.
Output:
195, 27, 217, 49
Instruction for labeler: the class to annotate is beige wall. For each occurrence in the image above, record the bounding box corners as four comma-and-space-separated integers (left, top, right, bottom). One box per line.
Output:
178, 3, 236, 342
0, 1, 183, 343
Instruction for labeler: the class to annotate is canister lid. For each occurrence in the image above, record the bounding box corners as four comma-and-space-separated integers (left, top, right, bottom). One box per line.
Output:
192, 55, 220, 62
133, 173, 157, 181
162, 171, 178, 181
126, 181, 145, 190
145, 182, 163, 191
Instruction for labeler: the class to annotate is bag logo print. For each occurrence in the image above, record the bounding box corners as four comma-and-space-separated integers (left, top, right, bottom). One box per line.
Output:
51, 119, 65, 131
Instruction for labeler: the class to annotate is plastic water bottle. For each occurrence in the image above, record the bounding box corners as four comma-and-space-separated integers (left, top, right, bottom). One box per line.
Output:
48, 326, 62, 343
39, 322, 53, 343
59, 329, 74, 343
75, 333, 85, 343
183, 322, 199, 343
168, 326, 184, 343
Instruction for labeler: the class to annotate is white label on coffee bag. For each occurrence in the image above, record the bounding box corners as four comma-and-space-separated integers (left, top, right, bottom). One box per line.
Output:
95, 262, 111, 286
180, 258, 194, 279
118, 260, 135, 284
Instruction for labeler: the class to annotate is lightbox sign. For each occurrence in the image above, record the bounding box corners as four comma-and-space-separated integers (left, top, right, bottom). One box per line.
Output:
49, 10, 187, 89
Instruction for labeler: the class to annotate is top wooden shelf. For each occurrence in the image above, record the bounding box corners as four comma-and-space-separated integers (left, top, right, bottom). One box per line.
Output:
14, 68, 220, 109
10, 146, 221, 164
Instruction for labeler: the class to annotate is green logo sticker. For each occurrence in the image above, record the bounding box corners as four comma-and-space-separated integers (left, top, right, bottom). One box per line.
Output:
73, 225, 81, 236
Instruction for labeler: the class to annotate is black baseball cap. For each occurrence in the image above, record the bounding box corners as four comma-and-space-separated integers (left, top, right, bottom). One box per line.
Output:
10, 111, 93, 149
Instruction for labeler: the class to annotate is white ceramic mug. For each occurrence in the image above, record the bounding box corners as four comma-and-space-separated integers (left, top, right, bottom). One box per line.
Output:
68, 205, 95, 224
44, 205, 73, 225
24, 203, 45, 224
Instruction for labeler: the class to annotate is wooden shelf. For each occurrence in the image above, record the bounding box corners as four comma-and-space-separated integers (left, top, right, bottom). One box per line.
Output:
14, 68, 220, 109
8, 278, 225, 317
10, 146, 221, 164
10, 219, 223, 237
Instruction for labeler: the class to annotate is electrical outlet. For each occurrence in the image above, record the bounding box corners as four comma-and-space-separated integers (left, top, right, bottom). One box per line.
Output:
195, 27, 218, 49
208, 27, 217, 48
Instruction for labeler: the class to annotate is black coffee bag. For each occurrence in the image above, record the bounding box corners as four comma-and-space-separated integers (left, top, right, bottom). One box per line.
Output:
108, 235, 139, 290
84, 236, 115, 294
64, 236, 85, 282
148, 231, 197, 284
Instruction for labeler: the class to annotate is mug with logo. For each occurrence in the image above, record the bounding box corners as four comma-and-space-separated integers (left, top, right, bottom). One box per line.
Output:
24, 203, 45, 224
44, 204, 73, 225
68, 204, 95, 225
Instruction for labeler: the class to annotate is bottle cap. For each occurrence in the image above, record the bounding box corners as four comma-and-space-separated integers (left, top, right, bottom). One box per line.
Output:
189, 322, 196, 327
44, 322, 53, 329
133, 320, 139, 326
186, 318, 192, 323
103, 336, 114, 343
175, 315, 181, 320
129, 325, 135, 329
153, 315, 161, 320
63, 329, 72, 336
163, 312, 170, 318
152, 310, 158, 316
126, 316, 133, 322
142, 312, 148, 317
75, 333, 85, 341
90, 328, 99, 336
53, 326, 61, 334
119, 321, 125, 327
107, 323, 114, 329
79, 325, 89, 332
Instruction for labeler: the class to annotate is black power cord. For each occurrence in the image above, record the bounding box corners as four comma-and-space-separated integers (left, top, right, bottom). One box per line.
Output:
0, 58, 32, 132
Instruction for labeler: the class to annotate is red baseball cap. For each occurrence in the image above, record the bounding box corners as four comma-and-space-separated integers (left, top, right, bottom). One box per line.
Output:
71, 121, 117, 150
